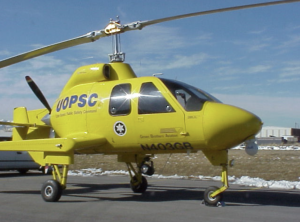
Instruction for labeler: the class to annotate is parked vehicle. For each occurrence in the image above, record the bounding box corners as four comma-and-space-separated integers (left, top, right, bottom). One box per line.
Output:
0, 136, 50, 174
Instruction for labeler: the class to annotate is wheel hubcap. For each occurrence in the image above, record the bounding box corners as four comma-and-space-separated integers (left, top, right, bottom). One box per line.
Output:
208, 191, 216, 201
45, 185, 53, 197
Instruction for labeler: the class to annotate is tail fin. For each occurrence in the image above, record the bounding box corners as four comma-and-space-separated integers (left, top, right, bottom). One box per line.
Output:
12, 107, 29, 141
12, 107, 51, 141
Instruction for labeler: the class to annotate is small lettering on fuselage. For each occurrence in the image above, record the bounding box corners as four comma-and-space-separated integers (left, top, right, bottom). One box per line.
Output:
56, 93, 98, 112
55, 109, 97, 118
141, 142, 193, 151
139, 134, 178, 139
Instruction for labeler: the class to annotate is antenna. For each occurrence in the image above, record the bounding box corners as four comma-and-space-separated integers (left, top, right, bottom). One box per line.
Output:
107, 17, 125, 62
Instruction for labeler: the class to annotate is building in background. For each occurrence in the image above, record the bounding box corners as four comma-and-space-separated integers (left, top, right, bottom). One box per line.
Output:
256, 126, 300, 145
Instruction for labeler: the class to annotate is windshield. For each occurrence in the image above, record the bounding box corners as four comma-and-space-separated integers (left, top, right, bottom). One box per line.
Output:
160, 78, 221, 111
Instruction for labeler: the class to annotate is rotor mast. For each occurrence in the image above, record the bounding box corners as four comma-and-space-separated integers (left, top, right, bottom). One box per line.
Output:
106, 17, 125, 63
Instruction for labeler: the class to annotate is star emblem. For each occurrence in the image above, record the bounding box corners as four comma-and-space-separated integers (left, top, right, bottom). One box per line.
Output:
113, 121, 126, 136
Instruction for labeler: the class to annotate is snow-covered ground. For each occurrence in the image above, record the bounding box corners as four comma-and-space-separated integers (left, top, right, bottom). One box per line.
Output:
234, 144, 300, 150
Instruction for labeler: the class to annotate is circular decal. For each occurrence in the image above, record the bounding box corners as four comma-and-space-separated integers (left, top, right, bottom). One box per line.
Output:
113, 121, 127, 136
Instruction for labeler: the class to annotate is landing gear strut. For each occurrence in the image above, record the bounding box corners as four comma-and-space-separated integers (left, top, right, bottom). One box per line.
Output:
122, 155, 155, 193
126, 162, 148, 193
41, 165, 69, 202
203, 164, 228, 206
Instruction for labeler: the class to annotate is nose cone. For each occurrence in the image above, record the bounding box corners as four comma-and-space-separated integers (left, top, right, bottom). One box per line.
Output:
203, 102, 262, 149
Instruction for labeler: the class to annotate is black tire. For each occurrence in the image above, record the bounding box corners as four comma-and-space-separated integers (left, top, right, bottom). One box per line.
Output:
130, 176, 148, 193
203, 186, 222, 206
18, 169, 29, 174
41, 179, 63, 202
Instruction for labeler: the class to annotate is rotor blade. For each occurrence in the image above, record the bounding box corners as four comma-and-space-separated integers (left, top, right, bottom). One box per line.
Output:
135, 0, 300, 29
1, 0, 299, 68
25, 76, 52, 114
0, 30, 106, 69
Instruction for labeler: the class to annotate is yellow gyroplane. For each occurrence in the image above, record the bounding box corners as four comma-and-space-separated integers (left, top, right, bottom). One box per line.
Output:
0, 0, 298, 206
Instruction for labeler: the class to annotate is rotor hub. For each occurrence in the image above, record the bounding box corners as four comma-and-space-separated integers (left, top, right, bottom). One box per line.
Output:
106, 18, 125, 63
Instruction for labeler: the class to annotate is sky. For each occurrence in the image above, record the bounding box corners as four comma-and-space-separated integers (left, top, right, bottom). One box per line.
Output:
0, 0, 299, 128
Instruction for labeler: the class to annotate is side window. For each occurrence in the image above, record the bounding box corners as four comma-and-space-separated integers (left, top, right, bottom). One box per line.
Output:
109, 84, 131, 116
175, 89, 203, 111
161, 79, 205, 111
138, 82, 174, 114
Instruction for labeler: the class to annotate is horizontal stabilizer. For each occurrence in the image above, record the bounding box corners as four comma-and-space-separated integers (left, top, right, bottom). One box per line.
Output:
0, 135, 106, 165
0, 121, 50, 128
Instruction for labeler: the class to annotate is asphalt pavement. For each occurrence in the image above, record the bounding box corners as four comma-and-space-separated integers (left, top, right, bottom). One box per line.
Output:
0, 171, 299, 222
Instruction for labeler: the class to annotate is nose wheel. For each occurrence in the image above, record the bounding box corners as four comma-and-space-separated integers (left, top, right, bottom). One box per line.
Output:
202, 164, 228, 206
203, 186, 223, 206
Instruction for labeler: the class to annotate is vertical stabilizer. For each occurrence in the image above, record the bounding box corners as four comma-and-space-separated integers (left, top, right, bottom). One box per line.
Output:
12, 107, 29, 141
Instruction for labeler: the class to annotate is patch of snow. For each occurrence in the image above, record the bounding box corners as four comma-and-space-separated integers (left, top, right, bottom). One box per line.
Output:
232, 176, 300, 189
68, 168, 128, 177
232, 145, 300, 150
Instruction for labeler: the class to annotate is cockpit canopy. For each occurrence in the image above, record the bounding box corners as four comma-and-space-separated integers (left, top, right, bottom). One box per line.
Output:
160, 78, 222, 111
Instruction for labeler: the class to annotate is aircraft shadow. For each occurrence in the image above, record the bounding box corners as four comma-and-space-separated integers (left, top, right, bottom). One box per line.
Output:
1, 181, 300, 207
223, 189, 300, 207
0, 171, 44, 178
63, 183, 300, 207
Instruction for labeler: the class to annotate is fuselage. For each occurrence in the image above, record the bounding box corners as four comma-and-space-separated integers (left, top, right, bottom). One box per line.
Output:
50, 63, 262, 155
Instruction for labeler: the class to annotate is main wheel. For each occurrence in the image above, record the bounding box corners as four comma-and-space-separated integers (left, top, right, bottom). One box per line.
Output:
41, 179, 63, 202
203, 186, 223, 206
130, 176, 148, 193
